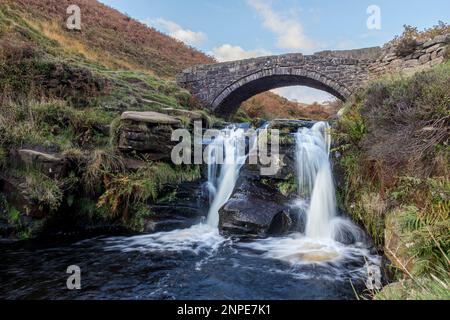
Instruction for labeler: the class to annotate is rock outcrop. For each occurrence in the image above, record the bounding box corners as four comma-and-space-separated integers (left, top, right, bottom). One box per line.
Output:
218, 179, 297, 236
118, 111, 182, 160
15, 149, 68, 178
369, 34, 449, 77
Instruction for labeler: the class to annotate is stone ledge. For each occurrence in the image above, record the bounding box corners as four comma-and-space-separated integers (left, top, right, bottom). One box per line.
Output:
16, 149, 67, 178
162, 108, 204, 122
121, 111, 181, 126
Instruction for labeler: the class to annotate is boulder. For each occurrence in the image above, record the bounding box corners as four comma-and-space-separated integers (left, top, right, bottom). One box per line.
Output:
267, 211, 293, 235
122, 157, 147, 171
404, 59, 419, 68
118, 111, 182, 160
418, 53, 431, 64
389, 59, 404, 68
218, 179, 296, 236
425, 43, 444, 54
423, 34, 450, 48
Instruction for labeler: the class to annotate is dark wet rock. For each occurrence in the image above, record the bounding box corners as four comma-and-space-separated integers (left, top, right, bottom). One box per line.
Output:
240, 141, 297, 182
217, 119, 310, 237
123, 157, 147, 171
333, 226, 359, 245
218, 179, 295, 236
274, 144, 297, 180
145, 181, 209, 232
267, 211, 293, 235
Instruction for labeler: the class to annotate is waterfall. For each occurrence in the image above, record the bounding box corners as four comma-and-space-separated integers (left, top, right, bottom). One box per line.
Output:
295, 122, 337, 239
206, 126, 248, 228
101, 126, 250, 256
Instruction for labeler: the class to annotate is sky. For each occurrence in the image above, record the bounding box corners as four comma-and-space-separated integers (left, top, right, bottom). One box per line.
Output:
100, 0, 450, 103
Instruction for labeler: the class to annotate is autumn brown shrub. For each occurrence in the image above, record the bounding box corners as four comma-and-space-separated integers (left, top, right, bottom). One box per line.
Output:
361, 63, 450, 180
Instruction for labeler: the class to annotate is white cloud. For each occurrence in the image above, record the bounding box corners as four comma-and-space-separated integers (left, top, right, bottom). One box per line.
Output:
143, 18, 207, 46
272, 86, 334, 104
210, 44, 271, 62
247, 0, 316, 53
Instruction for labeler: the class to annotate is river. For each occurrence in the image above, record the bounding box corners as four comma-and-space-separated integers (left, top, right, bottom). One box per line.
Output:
0, 122, 381, 300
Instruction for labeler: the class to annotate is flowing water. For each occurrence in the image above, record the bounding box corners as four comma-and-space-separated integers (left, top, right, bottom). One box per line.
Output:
0, 123, 381, 300
206, 126, 248, 228
241, 122, 379, 277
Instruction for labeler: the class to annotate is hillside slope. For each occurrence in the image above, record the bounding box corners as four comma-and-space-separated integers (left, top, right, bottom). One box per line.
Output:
0, 0, 216, 239
4, 0, 214, 77
242, 92, 340, 120
1, 0, 324, 119
335, 61, 449, 300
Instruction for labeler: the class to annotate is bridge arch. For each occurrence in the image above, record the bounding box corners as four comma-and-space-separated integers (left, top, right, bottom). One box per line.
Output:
211, 67, 351, 116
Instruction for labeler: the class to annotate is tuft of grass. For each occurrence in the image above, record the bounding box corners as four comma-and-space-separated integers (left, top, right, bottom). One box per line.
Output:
83, 148, 126, 194
22, 169, 63, 212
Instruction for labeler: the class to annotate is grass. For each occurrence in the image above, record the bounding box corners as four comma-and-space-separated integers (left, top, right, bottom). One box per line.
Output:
376, 275, 450, 300
97, 162, 201, 219
83, 148, 126, 194
0, 99, 113, 151
24, 169, 64, 212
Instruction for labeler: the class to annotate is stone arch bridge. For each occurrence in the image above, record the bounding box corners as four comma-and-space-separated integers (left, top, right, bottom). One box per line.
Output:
177, 53, 371, 116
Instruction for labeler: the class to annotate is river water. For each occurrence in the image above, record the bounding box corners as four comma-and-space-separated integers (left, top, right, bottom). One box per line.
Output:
0, 122, 381, 300
0, 226, 378, 300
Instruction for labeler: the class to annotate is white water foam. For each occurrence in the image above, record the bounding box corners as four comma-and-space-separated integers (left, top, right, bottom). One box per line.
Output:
103, 224, 227, 254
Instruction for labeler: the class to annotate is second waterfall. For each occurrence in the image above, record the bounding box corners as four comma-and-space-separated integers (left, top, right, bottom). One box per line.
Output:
295, 122, 336, 239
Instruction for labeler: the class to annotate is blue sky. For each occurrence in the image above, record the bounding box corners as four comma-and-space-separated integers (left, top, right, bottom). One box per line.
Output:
100, 0, 450, 103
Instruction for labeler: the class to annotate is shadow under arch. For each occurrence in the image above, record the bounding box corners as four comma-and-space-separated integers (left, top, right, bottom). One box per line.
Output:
211, 67, 351, 117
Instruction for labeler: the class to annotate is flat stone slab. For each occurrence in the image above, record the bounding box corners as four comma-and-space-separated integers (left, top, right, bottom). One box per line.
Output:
18, 149, 63, 164
121, 111, 181, 125
162, 108, 204, 121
